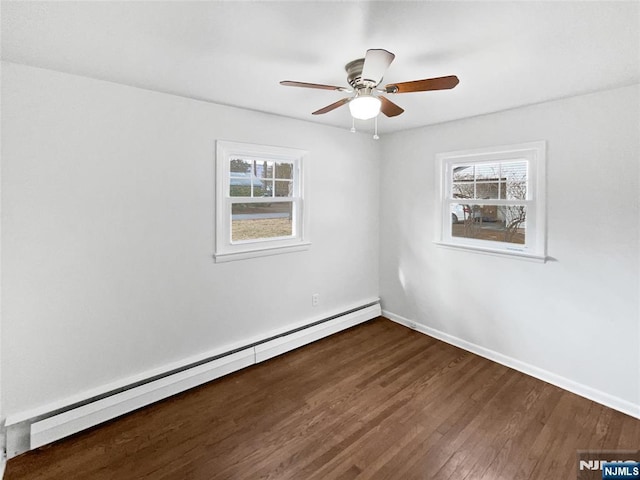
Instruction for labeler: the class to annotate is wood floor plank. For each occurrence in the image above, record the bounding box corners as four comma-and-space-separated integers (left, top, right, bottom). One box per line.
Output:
483, 383, 565, 480
5, 318, 639, 480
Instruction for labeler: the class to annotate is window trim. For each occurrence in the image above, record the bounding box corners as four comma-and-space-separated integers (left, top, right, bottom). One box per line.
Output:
435, 141, 547, 261
214, 140, 310, 263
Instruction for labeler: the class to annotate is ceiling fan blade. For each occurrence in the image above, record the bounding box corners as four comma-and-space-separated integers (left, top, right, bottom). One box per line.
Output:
385, 75, 459, 94
280, 80, 348, 91
312, 97, 351, 115
379, 96, 404, 117
361, 49, 395, 86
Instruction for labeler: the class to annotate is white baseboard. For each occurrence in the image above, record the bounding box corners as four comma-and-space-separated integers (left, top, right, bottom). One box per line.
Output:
383, 310, 640, 420
5, 301, 380, 458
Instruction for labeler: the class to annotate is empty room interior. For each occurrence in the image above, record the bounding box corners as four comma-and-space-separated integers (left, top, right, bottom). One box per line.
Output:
1, 1, 639, 479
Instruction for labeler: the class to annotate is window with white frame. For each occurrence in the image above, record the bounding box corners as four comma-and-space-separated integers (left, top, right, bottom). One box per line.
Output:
436, 141, 546, 260
214, 141, 309, 262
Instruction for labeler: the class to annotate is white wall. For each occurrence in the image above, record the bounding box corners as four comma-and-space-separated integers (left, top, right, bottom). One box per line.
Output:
1, 62, 380, 416
0, 60, 4, 474
3, 60, 638, 424
380, 84, 640, 414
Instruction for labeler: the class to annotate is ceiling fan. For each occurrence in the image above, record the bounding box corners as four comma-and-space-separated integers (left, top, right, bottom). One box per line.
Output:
280, 48, 459, 120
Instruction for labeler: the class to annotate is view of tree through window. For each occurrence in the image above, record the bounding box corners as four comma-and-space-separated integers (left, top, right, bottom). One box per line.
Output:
450, 161, 528, 245
437, 141, 545, 259
215, 141, 308, 262
228, 157, 295, 242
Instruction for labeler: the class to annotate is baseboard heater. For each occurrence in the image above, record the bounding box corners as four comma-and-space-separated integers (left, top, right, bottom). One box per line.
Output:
5, 301, 380, 458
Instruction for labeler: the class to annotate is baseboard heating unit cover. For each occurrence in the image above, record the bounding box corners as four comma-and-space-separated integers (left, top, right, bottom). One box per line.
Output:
5, 300, 381, 458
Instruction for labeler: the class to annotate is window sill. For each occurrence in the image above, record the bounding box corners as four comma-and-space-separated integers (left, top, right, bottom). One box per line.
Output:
434, 241, 547, 263
214, 241, 311, 263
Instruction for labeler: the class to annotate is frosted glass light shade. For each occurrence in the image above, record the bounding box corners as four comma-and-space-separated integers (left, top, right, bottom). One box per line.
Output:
349, 96, 381, 120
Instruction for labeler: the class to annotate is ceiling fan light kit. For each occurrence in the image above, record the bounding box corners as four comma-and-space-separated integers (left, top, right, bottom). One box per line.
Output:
349, 93, 381, 120
280, 48, 459, 137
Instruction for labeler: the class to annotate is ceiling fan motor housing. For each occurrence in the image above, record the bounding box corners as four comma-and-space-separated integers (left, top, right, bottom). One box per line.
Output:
345, 58, 378, 89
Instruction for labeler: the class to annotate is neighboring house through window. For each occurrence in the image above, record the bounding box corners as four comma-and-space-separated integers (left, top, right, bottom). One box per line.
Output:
436, 141, 546, 260
215, 141, 309, 262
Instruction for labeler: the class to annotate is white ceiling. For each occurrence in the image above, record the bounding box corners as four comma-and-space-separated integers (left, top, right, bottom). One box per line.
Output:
2, 1, 639, 133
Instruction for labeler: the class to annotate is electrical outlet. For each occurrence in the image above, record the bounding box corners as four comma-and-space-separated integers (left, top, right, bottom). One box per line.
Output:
311, 293, 319, 307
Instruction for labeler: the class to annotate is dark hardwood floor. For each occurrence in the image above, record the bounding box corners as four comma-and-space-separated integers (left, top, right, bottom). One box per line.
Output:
6, 317, 639, 479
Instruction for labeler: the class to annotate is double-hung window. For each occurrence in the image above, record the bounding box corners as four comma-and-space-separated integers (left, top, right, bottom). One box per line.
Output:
215, 141, 309, 262
436, 141, 546, 260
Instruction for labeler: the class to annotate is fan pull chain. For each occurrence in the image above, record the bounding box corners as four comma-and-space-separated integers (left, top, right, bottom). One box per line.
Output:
350, 117, 356, 133
373, 116, 380, 140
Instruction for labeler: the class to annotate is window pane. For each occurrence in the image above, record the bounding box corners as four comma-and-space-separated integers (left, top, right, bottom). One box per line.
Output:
255, 160, 274, 179
275, 162, 294, 179
252, 179, 269, 197
229, 173, 252, 197
230, 158, 252, 175
451, 204, 526, 245
474, 163, 501, 180
274, 180, 293, 197
231, 202, 293, 241
452, 182, 474, 199
502, 161, 528, 200
452, 166, 474, 182
475, 181, 504, 200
